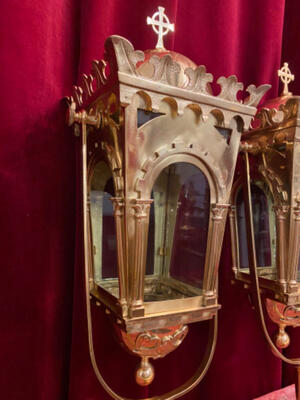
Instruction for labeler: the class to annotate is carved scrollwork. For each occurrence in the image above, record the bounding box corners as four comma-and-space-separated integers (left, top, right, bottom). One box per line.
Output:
217, 75, 243, 102
69, 35, 269, 110
133, 325, 188, 358
81, 73, 94, 99
254, 107, 280, 129
266, 299, 300, 328
253, 97, 298, 130
185, 65, 213, 94
92, 60, 107, 87
147, 55, 181, 86
244, 84, 271, 107
127, 48, 145, 68
72, 85, 83, 108
280, 97, 298, 120
111, 35, 145, 75
259, 164, 288, 204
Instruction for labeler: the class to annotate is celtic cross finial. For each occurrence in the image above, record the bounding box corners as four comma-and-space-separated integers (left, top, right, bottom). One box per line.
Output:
147, 7, 174, 50
278, 62, 295, 96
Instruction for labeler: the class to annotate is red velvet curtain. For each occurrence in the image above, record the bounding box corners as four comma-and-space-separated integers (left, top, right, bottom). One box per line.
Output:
1, 0, 299, 399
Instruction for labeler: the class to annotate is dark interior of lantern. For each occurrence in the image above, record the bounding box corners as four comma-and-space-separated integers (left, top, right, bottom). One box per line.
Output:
236, 182, 277, 280
89, 162, 118, 296
144, 162, 210, 302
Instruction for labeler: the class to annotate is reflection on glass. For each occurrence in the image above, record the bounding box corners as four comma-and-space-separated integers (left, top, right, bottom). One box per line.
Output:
236, 184, 275, 271
146, 162, 210, 295
90, 163, 118, 284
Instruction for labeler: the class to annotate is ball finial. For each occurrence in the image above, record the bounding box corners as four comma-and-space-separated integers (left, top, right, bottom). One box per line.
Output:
275, 324, 290, 349
135, 357, 155, 386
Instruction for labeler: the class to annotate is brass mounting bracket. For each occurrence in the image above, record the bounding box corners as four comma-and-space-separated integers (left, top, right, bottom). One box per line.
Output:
66, 100, 101, 132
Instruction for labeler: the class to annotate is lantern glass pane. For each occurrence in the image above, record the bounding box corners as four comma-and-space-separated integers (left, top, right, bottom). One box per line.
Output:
90, 162, 118, 291
236, 183, 276, 278
145, 162, 210, 301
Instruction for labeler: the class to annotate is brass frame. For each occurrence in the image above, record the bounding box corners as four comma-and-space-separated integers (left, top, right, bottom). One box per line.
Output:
67, 34, 270, 398
231, 96, 300, 305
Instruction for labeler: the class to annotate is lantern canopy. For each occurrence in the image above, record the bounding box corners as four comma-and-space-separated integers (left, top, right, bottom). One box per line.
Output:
67, 7, 270, 398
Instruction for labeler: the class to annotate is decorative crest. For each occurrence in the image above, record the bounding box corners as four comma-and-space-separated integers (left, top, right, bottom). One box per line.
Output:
147, 7, 174, 50
278, 62, 294, 96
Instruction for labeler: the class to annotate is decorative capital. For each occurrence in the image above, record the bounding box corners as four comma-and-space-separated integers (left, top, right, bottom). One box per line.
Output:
211, 204, 229, 220
294, 193, 300, 219
132, 199, 153, 220
111, 197, 125, 217
273, 205, 290, 219
147, 7, 174, 50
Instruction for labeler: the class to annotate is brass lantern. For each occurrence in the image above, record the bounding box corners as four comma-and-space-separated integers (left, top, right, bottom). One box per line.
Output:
67, 7, 270, 399
230, 63, 300, 395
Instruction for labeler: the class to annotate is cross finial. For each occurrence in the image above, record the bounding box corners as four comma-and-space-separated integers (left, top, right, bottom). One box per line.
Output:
278, 62, 295, 96
147, 7, 174, 50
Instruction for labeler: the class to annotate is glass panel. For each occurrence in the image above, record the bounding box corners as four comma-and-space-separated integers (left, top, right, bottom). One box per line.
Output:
145, 162, 210, 301
137, 109, 164, 128
90, 162, 118, 287
236, 183, 276, 275
215, 126, 232, 144
236, 189, 249, 268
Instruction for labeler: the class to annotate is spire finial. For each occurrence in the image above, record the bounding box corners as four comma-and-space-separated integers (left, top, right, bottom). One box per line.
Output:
278, 62, 294, 96
147, 7, 174, 50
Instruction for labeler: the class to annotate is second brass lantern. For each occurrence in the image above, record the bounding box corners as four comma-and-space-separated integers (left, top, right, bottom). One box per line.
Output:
230, 63, 300, 311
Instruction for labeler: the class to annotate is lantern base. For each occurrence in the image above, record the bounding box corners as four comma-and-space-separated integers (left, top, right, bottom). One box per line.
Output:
91, 284, 220, 333
135, 357, 155, 386
114, 323, 188, 386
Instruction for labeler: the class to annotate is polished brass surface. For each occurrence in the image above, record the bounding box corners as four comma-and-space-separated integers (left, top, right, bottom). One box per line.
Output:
275, 324, 290, 349
67, 8, 269, 398
136, 357, 155, 386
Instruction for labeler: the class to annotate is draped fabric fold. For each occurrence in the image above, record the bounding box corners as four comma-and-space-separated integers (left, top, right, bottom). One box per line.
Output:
1, 1, 298, 399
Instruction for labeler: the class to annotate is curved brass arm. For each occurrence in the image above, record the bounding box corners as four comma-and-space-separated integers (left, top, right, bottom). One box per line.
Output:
81, 120, 218, 400
244, 151, 300, 368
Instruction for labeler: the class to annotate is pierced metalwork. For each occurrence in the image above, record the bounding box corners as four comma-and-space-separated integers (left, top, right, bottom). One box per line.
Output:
67, 9, 268, 399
